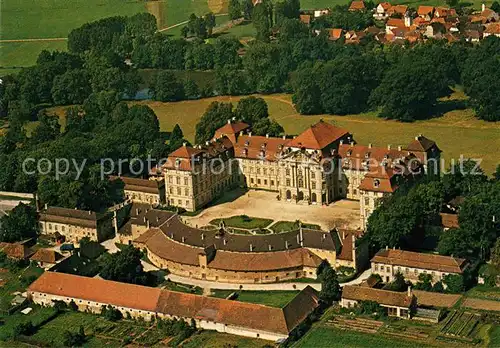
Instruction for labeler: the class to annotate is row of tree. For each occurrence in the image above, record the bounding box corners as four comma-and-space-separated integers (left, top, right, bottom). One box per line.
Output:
366, 160, 500, 263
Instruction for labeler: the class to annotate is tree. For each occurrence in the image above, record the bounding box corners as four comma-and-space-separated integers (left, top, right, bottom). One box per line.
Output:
181, 26, 189, 38
63, 326, 86, 347
150, 71, 185, 102
443, 274, 465, 293
229, 0, 242, 20
235, 96, 268, 124
437, 228, 472, 258
99, 245, 148, 285
432, 281, 445, 293
387, 272, 407, 291
169, 124, 185, 150
0, 203, 39, 243
183, 79, 200, 100
101, 305, 123, 321
51, 69, 91, 105
318, 264, 341, 304
414, 273, 433, 291
79, 237, 106, 259
253, 3, 272, 42
31, 111, 60, 144
252, 117, 284, 137
494, 165, 500, 181
242, 0, 254, 19
292, 67, 322, 114
205, 12, 216, 37
492, 1, 500, 12
195, 102, 234, 144
370, 54, 448, 121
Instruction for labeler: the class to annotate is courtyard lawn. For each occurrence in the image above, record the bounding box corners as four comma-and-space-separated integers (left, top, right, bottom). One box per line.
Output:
182, 330, 270, 348
162, 280, 203, 294
127, 93, 500, 175
211, 290, 299, 307
295, 325, 434, 348
210, 215, 273, 230
270, 220, 321, 233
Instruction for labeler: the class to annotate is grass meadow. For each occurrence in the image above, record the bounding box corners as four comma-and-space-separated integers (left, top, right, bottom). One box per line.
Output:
120, 93, 500, 176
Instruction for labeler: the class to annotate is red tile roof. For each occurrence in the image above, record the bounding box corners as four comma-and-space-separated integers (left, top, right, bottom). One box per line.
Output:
300, 14, 312, 24
417, 6, 435, 16
327, 28, 344, 40
30, 249, 63, 264
440, 213, 459, 229
234, 135, 289, 161
387, 5, 408, 15
110, 176, 163, 195
349, 1, 366, 11
0, 242, 34, 259
371, 249, 467, 273
29, 272, 320, 336
343, 285, 414, 308
287, 121, 349, 150
214, 121, 250, 139
405, 135, 438, 152
378, 2, 392, 10
386, 18, 406, 28
29, 272, 162, 312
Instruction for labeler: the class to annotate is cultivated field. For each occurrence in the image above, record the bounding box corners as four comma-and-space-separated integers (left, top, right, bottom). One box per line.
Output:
130, 94, 500, 175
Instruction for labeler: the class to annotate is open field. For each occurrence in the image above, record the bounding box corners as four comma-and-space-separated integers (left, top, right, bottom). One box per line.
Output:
0, 41, 68, 70
295, 325, 434, 348
210, 290, 299, 307
129, 94, 500, 175
466, 285, 500, 301
182, 331, 270, 348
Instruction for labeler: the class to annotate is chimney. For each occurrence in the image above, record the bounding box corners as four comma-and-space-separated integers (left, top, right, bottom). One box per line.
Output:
387, 144, 391, 150
368, 143, 372, 148
136, 208, 139, 215
88, 211, 92, 215
201, 233, 205, 240
250, 243, 253, 251
340, 140, 344, 145
183, 142, 187, 147
322, 234, 326, 240
170, 233, 174, 238
482, 3, 485, 11
398, 145, 402, 151
147, 220, 150, 229
350, 141, 354, 147
282, 135, 286, 140
227, 119, 231, 124
266, 133, 269, 138
205, 141, 209, 146
45, 203, 48, 210
342, 230, 345, 240
223, 239, 227, 245
143, 217, 146, 223
268, 244, 272, 251
285, 241, 289, 249
386, 245, 388, 250
249, 132, 252, 137
239, 131, 243, 136
407, 286, 412, 297
299, 227, 304, 247
182, 236, 185, 243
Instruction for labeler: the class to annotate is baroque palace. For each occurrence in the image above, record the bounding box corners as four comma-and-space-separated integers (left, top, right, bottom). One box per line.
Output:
158, 120, 440, 228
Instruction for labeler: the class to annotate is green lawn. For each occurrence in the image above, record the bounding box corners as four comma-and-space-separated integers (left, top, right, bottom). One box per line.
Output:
0, 265, 44, 311
211, 290, 299, 307
271, 221, 321, 233
466, 285, 500, 301
488, 325, 500, 348
182, 331, 270, 348
295, 325, 434, 348
210, 215, 273, 229
0, 41, 68, 69
0, 306, 58, 341
217, 19, 256, 39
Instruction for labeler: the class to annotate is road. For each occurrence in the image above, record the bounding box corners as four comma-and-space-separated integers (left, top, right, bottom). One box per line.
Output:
167, 268, 372, 292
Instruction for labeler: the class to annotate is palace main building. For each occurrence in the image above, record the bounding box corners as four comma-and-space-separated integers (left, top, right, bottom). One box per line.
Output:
160, 120, 440, 228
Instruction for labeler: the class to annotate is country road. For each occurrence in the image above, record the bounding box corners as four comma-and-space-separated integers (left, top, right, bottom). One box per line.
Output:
0, 38, 67, 43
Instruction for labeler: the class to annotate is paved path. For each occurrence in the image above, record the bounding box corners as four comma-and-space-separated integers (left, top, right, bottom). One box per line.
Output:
183, 189, 362, 231
167, 268, 372, 292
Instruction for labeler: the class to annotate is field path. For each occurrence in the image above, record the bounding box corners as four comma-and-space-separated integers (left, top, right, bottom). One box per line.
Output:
157, 13, 228, 32
0, 38, 67, 43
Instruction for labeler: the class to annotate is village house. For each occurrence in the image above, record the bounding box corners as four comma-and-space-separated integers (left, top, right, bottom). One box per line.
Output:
341, 285, 416, 318
371, 248, 468, 284
28, 272, 320, 342
374, 2, 392, 19
314, 9, 330, 17
38, 206, 114, 243
0, 240, 34, 260
110, 176, 165, 205
484, 22, 500, 37
30, 248, 64, 269
417, 6, 435, 21
349, 0, 366, 12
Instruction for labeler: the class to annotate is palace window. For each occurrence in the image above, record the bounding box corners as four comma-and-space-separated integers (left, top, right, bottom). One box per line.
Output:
374, 179, 380, 188
256, 168, 260, 174
264, 180, 267, 185
286, 168, 290, 176
177, 187, 181, 195
176, 177, 180, 185
185, 188, 189, 196
298, 178, 304, 188
184, 177, 188, 185
271, 180, 275, 186
286, 178, 291, 186
257, 179, 261, 184
311, 172, 315, 179
312, 182, 316, 189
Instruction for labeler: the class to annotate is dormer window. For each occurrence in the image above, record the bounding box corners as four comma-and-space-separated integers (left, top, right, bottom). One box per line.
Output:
245, 141, 250, 146
175, 158, 181, 167
374, 179, 380, 188
365, 152, 371, 159
347, 150, 352, 156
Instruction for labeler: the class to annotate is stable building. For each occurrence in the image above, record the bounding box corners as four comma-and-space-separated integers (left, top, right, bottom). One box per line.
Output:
371, 248, 468, 284
110, 176, 165, 205
38, 206, 114, 243
28, 272, 320, 342
341, 285, 415, 318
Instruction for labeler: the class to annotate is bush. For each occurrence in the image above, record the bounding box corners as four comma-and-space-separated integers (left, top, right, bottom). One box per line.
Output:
101, 305, 122, 321
13, 321, 35, 337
